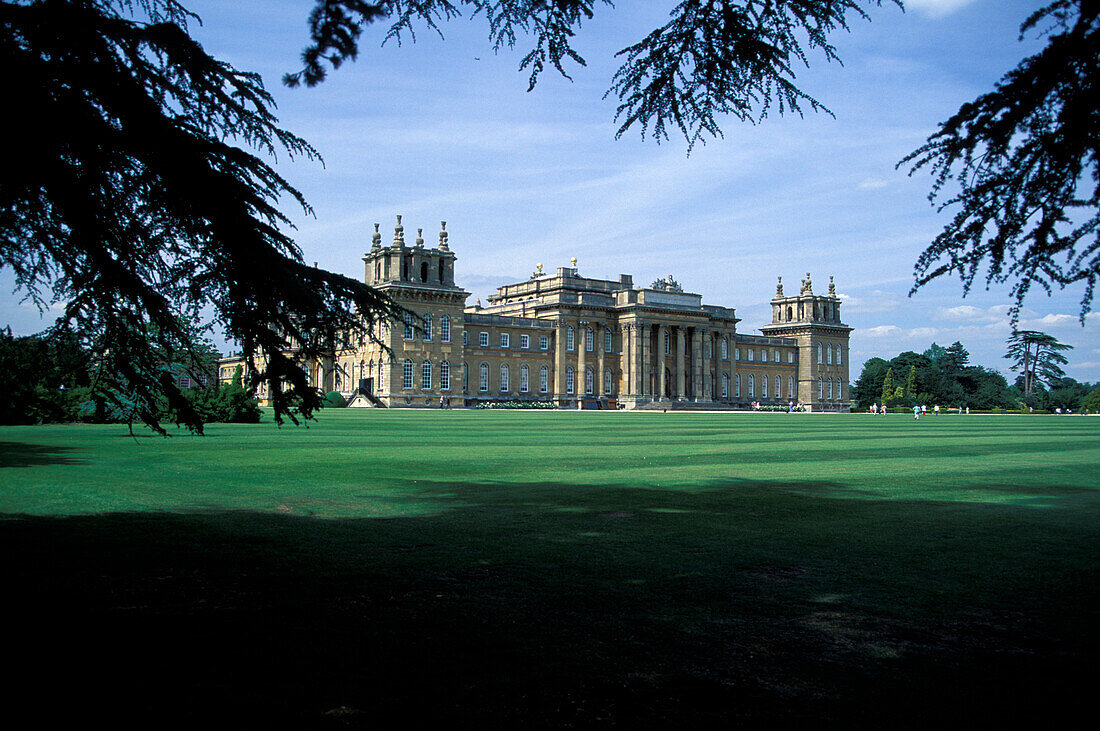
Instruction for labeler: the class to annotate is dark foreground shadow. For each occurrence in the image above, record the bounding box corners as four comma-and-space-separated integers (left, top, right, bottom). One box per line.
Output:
0, 440, 86, 467
2, 481, 1098, 728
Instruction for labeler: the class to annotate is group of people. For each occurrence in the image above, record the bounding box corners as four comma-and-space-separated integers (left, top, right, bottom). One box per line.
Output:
868, 403, 965, 418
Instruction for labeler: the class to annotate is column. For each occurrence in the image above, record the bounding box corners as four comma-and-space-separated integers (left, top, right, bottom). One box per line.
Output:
597, 324, 606, 398
577, 319, 588, 405
701, 329, 712, 401
656, 324, 666, 398
623, 325, 633, 396
675, 326, 686, 400
640, 322, 650, 396
692, 328, 703, 402
554, 319, 567, 399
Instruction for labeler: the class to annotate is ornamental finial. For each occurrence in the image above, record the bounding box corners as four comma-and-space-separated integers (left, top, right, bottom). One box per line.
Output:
438, 221, 449, 251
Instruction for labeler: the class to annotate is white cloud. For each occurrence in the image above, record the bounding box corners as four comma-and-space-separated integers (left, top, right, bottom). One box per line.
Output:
857, 177, 889, 190
935, 304, 1012, 323
905, 0, 979, 19
908, 327, 938, 338
864, 325, 902, 337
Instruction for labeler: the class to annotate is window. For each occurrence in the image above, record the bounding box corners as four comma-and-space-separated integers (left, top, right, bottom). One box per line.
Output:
539, 335, 549, 350
423, 314, 432, 341
817, 343, 823, 364
377, 363, 383, 391
520, 365, 529, 393
761, 374, 768, 398
585, 327, 594, 352
664, 331, 670, 355
735, 374, 741, 398
836, 346, 843, 366
180, 375, 191, 389
403, 359, 413, 389
775, 376, 781, 399
722, 374, 729, 398
818, 377, 823, 399
788, 377, 793, 399
827, 344, 832, 365
604, 368, 612, 394
788, 352, 794, 364
422, 360, 432, 389
403, 313, 413, 340
479, 331, 488, 347
500, 332, 510, 348
604, 329, 612, 353
539, 365, 549, 393
500, 364, 510, 392
747, 349, 754, 362
463, 362, 469, 392
441, 315, 451, 343
734, 346, 739, 361
479, 363, 489, 392
520, 334, 529, 349
462, 330, 467, 346
723, 338, 729, 359
748, 374, 754, 397
440, 361, 450, 390
774, 350, 780, 363
566, 367, 575, 394
827, 378, 833, 399
585, 367, 594, 395
836, 379, 843, 400
567, 326, 575, 351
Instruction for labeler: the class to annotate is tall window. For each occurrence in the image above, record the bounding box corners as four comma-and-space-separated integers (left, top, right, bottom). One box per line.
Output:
585, 367, 594, 395
788, 352, 794, 364
539, 365, 549, 393
748, 374, 754, 397
440, 360, 450, 390
747, 349, 754, 362
377, 363, 383, 391
539, 335, 549, 350
403, 359, 413, 389
722, 373, 729, 398
500, 363, 510, 392
836, 346, 843, 366
403, 313, 413, 340
422, 360, 432, 389
520, 365, 529, 393
761, 374, 768, 398
735, 346, 739, 361
722, 338, 729, 360
788, 377, 794, 399
423, 314, 432, 341
441, 315, 451, 343
604, 368, 612, 394
500, 333, 510, 348
479, 363, 489, 392
735, 374, 741, 397
827, 378, 833, 399
836, 379, 843, 400
479, 332, 488, 347
463, 362, 469, 392
827, 344, 832, 364
585, 327, 594, 352
775, 376, 781, 398
604, 329, 612, 353
566, 367, 575, 394
818, 377, 823, 399
520, 334, 529, 349
817, 344, 823, 364
664, 331, 670, 355
567, 326, 575, 351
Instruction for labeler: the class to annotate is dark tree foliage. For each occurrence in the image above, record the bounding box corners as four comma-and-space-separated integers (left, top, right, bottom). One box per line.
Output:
902, 1, 1100, 319
288, 0, 901, 149
1005, 329, 1073, 400
1, 0, 405, 433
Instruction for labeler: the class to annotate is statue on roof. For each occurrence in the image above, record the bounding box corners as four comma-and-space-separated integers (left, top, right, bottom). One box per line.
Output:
651, 274, 682, 292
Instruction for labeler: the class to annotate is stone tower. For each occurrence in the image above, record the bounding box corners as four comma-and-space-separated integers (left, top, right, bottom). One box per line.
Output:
759, 274, 852, 411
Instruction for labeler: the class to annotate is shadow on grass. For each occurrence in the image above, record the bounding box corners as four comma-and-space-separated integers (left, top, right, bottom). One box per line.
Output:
2, 481, 1098, 728
0, 441, 86, 468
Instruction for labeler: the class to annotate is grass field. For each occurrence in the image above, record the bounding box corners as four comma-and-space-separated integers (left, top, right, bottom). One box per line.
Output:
2, 411, 1098, 726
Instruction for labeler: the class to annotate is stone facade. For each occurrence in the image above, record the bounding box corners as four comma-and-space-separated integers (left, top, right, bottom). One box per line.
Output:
219, 217, 852, 411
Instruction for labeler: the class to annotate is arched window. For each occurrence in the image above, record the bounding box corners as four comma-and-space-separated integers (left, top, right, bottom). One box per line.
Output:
585, 327, 594, 352
567, 326, 575, 351
722, 373, 729, 398
403, 359, 413, 389
423, 314, 433, 341
440, 360, 450, 391
735, 374, 741, 398
479, 363, 489, 392
585, 367, 594, 395
500, 363, 510, 392
566, 367, 575, 394
786, 306, 793, 321
420, 260, 429, 282
761, 374, 768, 398
359, 360, 365, 380
775, 376, 781, 398
836, 379, 843, 400
422, 360, 432, 389
836, 346, 842, 366
441, 315, 451, 343
817, 343, 823, 364
748, 374, 755, 397
788, 377, 794, 399
604, 329, 612, 353
827, 378, 833, 399
604, 368, 612, 394
826, 344, 832, 364
403, 313, 413, 340
520, 365, 529, 393
818, 377, 823, 399
540, 365, 549, 393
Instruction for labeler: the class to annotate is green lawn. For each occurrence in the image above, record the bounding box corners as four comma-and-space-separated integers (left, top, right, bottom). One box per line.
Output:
2, 411, 1098, 726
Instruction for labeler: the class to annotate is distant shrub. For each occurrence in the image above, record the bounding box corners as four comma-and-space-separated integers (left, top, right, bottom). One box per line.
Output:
476, 400, 558, 409
322, 391, 347, 408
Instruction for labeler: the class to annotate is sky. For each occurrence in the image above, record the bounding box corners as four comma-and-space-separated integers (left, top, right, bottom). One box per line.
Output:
3, 0, 1098, 383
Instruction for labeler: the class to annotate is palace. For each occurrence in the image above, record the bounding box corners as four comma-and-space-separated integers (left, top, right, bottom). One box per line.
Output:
219, 217, 852, 411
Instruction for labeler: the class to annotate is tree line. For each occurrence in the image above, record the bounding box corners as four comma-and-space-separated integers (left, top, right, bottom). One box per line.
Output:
852, 336, 1099, 413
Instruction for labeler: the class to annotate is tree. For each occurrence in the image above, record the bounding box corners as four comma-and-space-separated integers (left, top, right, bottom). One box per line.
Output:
1083, 386, 1100, 412
904, 364, 917, 401
851, 356, 888, 409
1005, 330, 1074, 401
880, 367, 894, 405
902, 1, 1099, 320
1, 0, 404, 433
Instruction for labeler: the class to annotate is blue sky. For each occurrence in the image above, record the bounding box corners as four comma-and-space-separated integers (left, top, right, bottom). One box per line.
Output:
3, 0, 1097, 383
